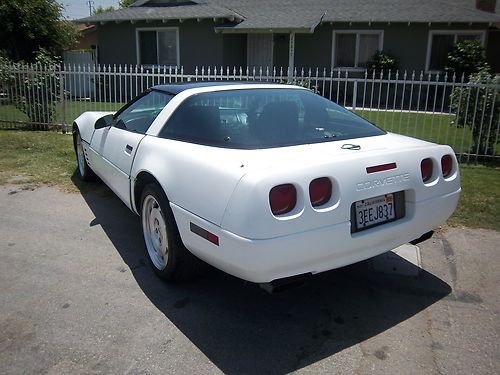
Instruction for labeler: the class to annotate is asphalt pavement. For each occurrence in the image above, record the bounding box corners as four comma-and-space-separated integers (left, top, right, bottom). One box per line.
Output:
0, 183, 498, 374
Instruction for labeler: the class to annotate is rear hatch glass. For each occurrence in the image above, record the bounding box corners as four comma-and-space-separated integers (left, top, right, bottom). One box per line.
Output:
160, 88, 385, 149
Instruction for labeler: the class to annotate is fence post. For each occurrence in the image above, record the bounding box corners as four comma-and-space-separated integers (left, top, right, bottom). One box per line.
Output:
352, 81, 357, 111
59, 67, 66, 133
288, 32, 295, 83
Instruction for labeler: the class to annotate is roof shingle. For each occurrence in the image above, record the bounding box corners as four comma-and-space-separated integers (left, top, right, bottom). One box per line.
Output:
79, 0, 500, 28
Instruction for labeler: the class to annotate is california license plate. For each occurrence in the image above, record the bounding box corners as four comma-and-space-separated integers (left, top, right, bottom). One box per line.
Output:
355, 193, 395, 230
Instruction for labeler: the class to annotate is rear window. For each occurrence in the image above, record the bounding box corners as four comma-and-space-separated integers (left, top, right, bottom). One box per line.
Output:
158, 88, 385, 148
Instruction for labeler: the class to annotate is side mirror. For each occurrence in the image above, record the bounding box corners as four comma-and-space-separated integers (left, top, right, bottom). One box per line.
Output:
95, 114, 113, 129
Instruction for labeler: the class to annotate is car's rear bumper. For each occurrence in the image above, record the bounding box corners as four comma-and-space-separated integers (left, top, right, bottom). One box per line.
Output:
171, 188, 460, 283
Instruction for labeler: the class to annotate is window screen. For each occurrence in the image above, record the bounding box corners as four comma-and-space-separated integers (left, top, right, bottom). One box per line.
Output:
358, 34, 380, 67
429, 34, 454, 71
336, 34, 356, 67
139, 31, 157, 65
158, 30, 178, 66
428, 32, 483, 71
335, 32, 381, 68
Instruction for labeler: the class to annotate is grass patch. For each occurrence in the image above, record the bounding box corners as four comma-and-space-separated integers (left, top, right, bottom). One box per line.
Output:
0, 104, 30, 123
0, 100, 123, 128
0, 130, 77, 191
448, 165, 500, 231
59, 101, 124, 124
0, 130, 498, 231
357, 111, 499, 155
355, 110, 480, 154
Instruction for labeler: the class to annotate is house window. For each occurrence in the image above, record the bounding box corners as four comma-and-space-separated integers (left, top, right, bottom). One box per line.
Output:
426, 31, 485, 72
136, 28, 179, 66
332, 31, 383, 69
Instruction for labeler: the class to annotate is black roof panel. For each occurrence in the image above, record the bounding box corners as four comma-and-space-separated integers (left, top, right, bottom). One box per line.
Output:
152, 81, 277, 94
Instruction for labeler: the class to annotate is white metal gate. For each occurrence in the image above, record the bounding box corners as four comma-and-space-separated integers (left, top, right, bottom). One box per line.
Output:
63, 51, 96, 99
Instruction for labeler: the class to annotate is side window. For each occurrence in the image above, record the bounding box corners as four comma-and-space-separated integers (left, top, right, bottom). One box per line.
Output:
427, 32, 484, 71
137, 28, 179, 66
333, 31, 383, 68
114, 90, 173, 134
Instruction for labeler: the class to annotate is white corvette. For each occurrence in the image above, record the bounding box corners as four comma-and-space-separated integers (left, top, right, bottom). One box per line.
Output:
73, 82, 461, 285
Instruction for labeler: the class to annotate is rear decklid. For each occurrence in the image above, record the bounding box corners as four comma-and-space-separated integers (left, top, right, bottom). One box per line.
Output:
237, 133, 435, 169
221, 133, 460, 239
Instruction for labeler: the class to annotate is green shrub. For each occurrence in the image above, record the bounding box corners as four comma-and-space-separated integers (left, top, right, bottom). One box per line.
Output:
365, 51, 398, 75
450, 72, 499, 156
445, 40, 489, 80
0, 50, 14, 85
13, 49, 61, 129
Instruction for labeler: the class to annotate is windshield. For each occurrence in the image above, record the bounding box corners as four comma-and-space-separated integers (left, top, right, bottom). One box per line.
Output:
159, 88, 385, 148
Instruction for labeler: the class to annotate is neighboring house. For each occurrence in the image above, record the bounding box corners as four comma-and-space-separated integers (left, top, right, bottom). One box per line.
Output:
62, 23, 99, 98
79, 0, 500, 74
64, 23, 98, 67
75, 23, 99, 50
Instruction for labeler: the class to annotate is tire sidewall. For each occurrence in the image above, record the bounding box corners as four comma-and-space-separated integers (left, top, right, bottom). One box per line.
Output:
73, 127, 91, 180
140, 183, 181, 280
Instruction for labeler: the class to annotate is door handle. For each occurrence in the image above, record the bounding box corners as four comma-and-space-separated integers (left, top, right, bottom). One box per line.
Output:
125, 144, 133, 154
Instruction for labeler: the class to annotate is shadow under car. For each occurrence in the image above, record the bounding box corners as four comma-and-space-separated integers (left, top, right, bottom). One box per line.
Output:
73, 173, 451, 374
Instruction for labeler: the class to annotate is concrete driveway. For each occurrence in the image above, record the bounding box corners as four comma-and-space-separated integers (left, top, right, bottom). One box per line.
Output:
0, 184, 499, 374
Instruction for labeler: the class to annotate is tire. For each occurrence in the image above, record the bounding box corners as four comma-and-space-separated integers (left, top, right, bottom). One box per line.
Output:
140, 183, 200, 282
73, 127, 96, 181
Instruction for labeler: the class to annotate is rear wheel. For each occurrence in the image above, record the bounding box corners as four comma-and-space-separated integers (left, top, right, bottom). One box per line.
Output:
140, 183, 200, 281
73, 127, 96, 181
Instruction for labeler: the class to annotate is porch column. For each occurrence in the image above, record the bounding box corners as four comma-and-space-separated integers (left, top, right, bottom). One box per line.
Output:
288, 32, 295, 81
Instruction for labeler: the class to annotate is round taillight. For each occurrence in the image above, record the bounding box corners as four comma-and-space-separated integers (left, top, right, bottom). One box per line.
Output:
269, 184, 297, 215
309, 177, 332, 207
441, 154, 453, 178
421, 158, 433, 183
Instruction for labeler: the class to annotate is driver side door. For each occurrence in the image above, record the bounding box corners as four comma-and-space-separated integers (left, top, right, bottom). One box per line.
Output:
90, 90, 172, 207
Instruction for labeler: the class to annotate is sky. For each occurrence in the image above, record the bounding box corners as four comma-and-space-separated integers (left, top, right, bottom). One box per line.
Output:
59, 0, 120, 20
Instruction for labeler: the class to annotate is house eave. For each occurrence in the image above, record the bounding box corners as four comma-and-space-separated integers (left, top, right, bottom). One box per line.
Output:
214, 27, 313, 34
79, 16, 242, 25
321, 19, 500, 25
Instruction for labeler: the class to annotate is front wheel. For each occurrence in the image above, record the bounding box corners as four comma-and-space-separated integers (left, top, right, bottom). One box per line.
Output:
73, 127, 96, 181
140, 183, 200, 281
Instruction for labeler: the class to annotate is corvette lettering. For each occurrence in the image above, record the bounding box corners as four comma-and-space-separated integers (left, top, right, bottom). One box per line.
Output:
356, 173, 410, 191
